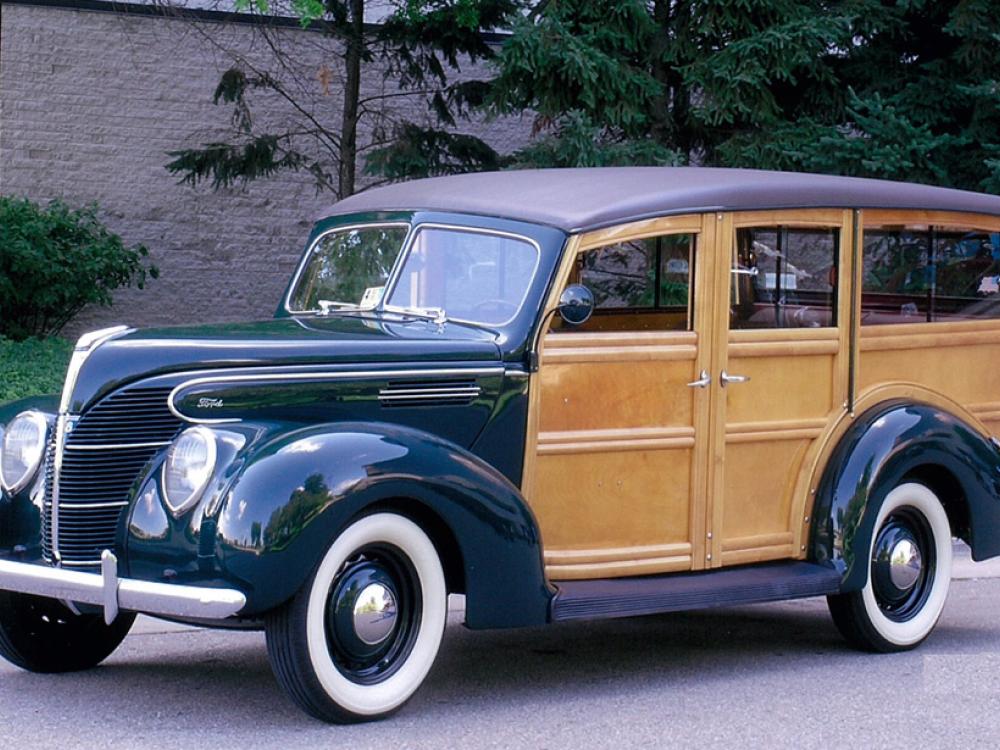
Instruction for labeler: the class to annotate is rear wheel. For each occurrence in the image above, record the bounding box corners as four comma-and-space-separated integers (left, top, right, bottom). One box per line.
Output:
266, 513, 447, 723
0, 592, 135, 672
828, 482, 952, 652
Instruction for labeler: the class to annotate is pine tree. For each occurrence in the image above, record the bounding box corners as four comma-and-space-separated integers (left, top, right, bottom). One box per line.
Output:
491, 0, 1000, 194
166, 0, 520, 199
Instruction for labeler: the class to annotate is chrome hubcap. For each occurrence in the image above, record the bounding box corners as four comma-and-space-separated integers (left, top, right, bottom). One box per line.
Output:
352, 582, 399, 646
888, 538, 922, 591
871, 506, 936, 622
325, 545, 422, 685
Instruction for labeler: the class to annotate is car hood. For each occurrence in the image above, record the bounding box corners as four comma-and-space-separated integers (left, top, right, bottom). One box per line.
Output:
69, 315, 502, 412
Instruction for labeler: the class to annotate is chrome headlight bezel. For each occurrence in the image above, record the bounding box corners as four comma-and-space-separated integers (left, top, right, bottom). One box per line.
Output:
161, 425, 218, 515
0, 411, 48, 495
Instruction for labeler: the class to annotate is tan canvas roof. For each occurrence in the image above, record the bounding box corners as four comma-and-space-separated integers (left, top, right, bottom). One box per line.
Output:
320, 167, 1000, 233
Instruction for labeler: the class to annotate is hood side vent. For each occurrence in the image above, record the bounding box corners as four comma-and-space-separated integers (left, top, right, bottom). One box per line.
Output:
379, 378, 481, 408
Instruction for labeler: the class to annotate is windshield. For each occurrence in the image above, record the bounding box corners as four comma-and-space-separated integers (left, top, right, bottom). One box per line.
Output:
385, 227, 539, 325
288, 224, 409, 311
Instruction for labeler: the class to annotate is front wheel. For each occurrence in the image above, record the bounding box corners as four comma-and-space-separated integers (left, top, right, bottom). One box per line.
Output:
265, 513, 448, 723
0, 592, 135, 672
828, 482, 952, 652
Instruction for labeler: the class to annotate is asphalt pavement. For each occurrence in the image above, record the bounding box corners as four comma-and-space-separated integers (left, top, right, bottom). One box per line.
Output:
2, 545, 999, 749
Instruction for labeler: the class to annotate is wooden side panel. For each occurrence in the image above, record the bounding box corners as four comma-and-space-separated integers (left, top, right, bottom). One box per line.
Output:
526, 214, 717, 581
857, 211, 1000, 436
533, 336, 701, 579
718, 335, 838, 565
710, 210, 853, 567
859, 321, 1000, 428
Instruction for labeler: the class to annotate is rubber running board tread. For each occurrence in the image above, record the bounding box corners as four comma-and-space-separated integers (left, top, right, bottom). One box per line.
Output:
551, 561, 842, 622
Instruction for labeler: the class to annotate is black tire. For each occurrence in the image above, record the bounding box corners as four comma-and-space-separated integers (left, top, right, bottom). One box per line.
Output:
0, 591, 135, 672
265, 513, 447, 724
827, 482, 952, 653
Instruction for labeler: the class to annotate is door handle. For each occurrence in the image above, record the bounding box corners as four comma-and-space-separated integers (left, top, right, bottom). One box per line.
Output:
720, 370, 750, 387
687, 369, 712, 388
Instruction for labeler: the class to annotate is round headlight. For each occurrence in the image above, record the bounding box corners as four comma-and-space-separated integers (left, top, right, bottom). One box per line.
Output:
0, 411, 48, 494
162, 426, 217, 515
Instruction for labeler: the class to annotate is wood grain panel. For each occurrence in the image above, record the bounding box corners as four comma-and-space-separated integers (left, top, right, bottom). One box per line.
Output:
720, 544, 797, 567
863, 210, 1000, 232
723, 353, 836, 424
721, 532, 794, 552
525, 216, 715, 580
538, 357, 697, 433
721, 439, 809, 541
725, 418, 826, 443
859, 347, 1000, 406
546, 555, 693, 580
537, 426, 695, 454
578, 215, 704, 250
709, 209, 851, 567
532, 448, 693, 552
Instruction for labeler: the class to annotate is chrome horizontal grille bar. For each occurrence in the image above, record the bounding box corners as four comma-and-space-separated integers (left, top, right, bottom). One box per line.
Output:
44, 386, 183, 566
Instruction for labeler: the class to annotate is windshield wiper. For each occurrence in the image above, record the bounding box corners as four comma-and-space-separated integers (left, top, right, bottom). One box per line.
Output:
317, 300, 361, 316
381, 304, 504, 337
382, 304, 449, 325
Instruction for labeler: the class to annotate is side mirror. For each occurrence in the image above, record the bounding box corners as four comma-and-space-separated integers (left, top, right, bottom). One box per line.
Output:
557, 284, 594, 326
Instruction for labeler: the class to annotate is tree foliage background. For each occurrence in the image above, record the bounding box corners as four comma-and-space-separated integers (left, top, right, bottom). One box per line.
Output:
169, 0, 1000, 196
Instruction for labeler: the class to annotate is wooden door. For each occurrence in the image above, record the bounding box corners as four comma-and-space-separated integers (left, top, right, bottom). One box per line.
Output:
524, 215, 718, 580
707, 210, 853, 567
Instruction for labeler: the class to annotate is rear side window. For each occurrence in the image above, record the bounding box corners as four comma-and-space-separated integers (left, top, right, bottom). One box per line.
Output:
862, 226, 1000, 324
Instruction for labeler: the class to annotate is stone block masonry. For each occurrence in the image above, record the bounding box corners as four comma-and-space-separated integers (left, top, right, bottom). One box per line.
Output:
0, 1, 532, 336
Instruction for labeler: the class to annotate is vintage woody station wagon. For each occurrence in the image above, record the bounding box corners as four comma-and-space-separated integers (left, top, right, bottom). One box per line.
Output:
3, 167, 1000, 722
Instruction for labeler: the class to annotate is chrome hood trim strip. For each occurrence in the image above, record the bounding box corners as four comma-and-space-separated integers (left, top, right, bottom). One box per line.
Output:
51, 325, 133, 565
167, 366, 503, 425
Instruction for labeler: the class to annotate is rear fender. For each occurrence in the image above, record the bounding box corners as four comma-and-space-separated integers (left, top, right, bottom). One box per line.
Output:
810, 401, 1000, 591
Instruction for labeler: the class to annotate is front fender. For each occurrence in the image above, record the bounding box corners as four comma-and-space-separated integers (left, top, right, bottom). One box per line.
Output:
810, 401, 1000, 591
214, 421, 552, 628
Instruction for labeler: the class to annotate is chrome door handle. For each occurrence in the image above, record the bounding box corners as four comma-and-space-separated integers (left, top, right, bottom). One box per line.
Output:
687, 369, 712, 388
720, 370, 750, 387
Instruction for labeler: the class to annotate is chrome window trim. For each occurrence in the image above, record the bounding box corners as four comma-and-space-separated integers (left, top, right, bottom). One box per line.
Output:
51, 325, 133, 565
283, 222, 413, 315
382, 222, 543, 329
167, 366, 505, 425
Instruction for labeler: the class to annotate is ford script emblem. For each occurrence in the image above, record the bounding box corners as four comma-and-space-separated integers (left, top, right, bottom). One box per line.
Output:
197, 397, 224, 409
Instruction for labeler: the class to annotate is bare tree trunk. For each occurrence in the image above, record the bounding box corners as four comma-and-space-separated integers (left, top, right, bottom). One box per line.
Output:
649, 0, 672, 147
338, 0, 364, 198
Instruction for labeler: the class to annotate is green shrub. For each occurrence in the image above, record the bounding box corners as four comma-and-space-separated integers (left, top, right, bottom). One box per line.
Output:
0, 337, 73, 403
0, 197, 158, 341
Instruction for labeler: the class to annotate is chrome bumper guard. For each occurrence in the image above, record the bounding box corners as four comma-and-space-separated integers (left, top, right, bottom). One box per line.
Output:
0, 551, 246, 624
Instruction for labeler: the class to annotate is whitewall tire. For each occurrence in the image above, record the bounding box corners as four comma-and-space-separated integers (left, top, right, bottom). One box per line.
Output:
266, 513, 447, 723
828, 482, 952, 652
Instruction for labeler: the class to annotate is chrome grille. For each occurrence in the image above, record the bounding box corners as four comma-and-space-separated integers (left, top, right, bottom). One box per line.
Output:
43, 386, 183, 566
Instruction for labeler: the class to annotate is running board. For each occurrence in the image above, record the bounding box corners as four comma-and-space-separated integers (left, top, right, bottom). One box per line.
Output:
551, 561, 842, 622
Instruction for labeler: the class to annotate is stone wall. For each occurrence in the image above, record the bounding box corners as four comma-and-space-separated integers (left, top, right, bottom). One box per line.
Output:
0, 1, 531, 336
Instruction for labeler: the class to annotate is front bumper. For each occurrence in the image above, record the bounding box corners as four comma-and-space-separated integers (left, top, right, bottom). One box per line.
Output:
0, 550, 246, 624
